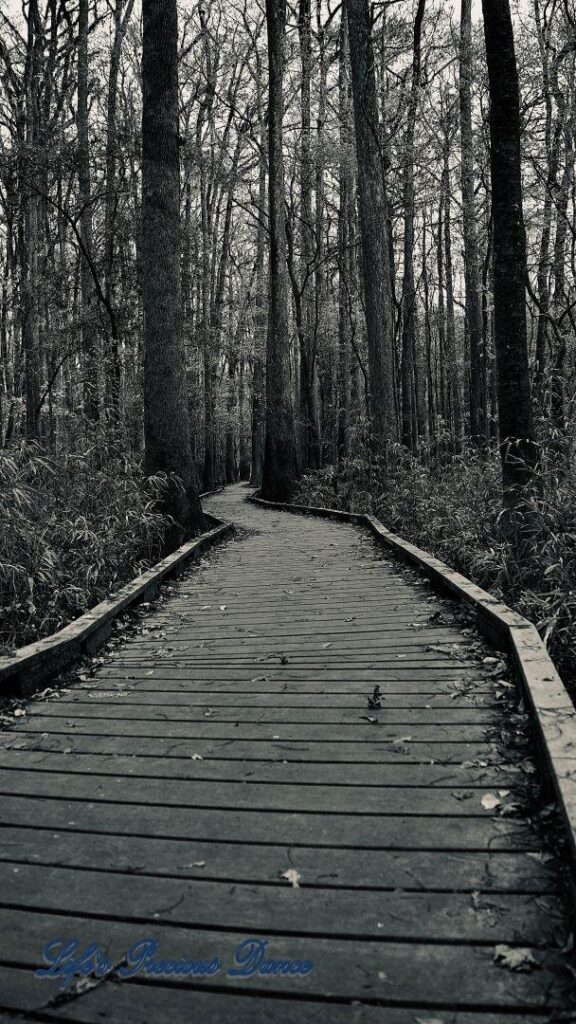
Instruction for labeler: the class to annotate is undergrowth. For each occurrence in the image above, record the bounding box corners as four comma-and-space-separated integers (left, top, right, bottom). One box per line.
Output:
0, 439, 172, 651
295, 432, 576, 701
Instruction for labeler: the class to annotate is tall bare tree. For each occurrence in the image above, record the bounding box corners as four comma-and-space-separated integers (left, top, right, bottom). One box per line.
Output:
345, 0, 396, 449
481, 0, 539, 509
141, 0, 205, 537
460, 0, 485, 442
261, 0, 298, 500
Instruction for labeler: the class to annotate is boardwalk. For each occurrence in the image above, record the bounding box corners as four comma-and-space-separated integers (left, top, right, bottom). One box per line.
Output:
0, 484, 573, 1022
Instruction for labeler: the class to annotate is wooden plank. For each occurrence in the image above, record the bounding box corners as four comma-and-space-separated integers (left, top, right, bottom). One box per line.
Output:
0, 826, 557, 893
0, 733, 508, 763
0, 862, 566, 945
0, 768, 524, 817
89, 668, 486, 685
61, 691, 501, 707
10, 718, 494, 742
0, 794, 538, 850
27, 703, 500, 725
0, 969, 555, 1024
0, 911, 570, 1009
0, 749, 523, 787
125, 627, 467, 646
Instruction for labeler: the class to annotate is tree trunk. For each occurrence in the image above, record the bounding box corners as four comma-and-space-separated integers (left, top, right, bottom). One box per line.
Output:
337, 9, 353, 464
250, 69, 267, 488
142, 0, 205, 538
533, 0, 559, 391
296, 0, 321, 471
460, 0, 485, 442
77, 0, 99, 423
261, 0, 298, 501
400, 0, 425, 452
481, 0, 539, 508
104, 0, 136, 423
345, 0, 396, 450
21, 0, 42, 440
442, 144, 463, 444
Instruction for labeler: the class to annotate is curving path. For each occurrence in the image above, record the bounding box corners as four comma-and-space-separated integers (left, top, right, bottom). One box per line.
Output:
0, 484, 573, 1022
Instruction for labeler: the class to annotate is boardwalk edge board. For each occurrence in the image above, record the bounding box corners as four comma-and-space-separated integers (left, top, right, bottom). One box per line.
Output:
249, 492, 576, 865
0, 510, 233, 699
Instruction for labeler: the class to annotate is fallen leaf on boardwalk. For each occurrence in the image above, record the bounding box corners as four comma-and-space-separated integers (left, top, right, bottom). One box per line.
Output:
321, 642, 332, 649
279, 869, 300, 888
367, 686, 382, 709
219, 605, 227, 611
192, 860, 206, 868
191, 753, 203, 761
526, 851, 554, 864
481, 792, 501, 811
13, 709, 26, 718
360, 716, 378, 725
391, 736, 412, 753
493, 945, 539, 972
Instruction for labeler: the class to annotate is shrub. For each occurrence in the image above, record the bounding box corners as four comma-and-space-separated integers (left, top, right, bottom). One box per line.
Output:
0, 439, 172, 651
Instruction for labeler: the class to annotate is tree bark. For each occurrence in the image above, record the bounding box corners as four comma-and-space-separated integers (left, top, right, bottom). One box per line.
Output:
261, 0, 298, 501
460, 0, 485, 442
142, 0, 205, 538
442, 142, 463, 444
337, 9, 353, 464
400, 0, 425, 451
104, 0, 136, 423
296, 0, 321, 470
481, 0, 539, 507
250, 64, 267, 488
77, 0, 99, 423
345, 0, 396, 450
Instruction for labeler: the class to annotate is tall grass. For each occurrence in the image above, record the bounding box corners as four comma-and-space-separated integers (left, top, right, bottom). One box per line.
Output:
0, 440, 172, 651
295, 433, 576, 700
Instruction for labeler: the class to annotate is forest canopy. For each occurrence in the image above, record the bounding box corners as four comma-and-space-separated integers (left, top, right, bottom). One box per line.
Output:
1, 0, 576, 695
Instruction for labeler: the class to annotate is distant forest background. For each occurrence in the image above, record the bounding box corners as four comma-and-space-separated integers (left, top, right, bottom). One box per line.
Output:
1, 0, 576, 698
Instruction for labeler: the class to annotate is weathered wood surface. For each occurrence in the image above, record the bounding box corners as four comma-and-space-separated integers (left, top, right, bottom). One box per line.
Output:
0, 484, 574, 1022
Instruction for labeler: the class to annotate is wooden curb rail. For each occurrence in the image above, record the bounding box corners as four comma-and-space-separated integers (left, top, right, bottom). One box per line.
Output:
0, 515, 233, 699
249, 492, 576, 867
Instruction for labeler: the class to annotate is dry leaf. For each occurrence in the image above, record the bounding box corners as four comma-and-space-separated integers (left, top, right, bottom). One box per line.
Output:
493, 945, 539, 972
481, 792, 501, 811
279, 869, 301, 888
